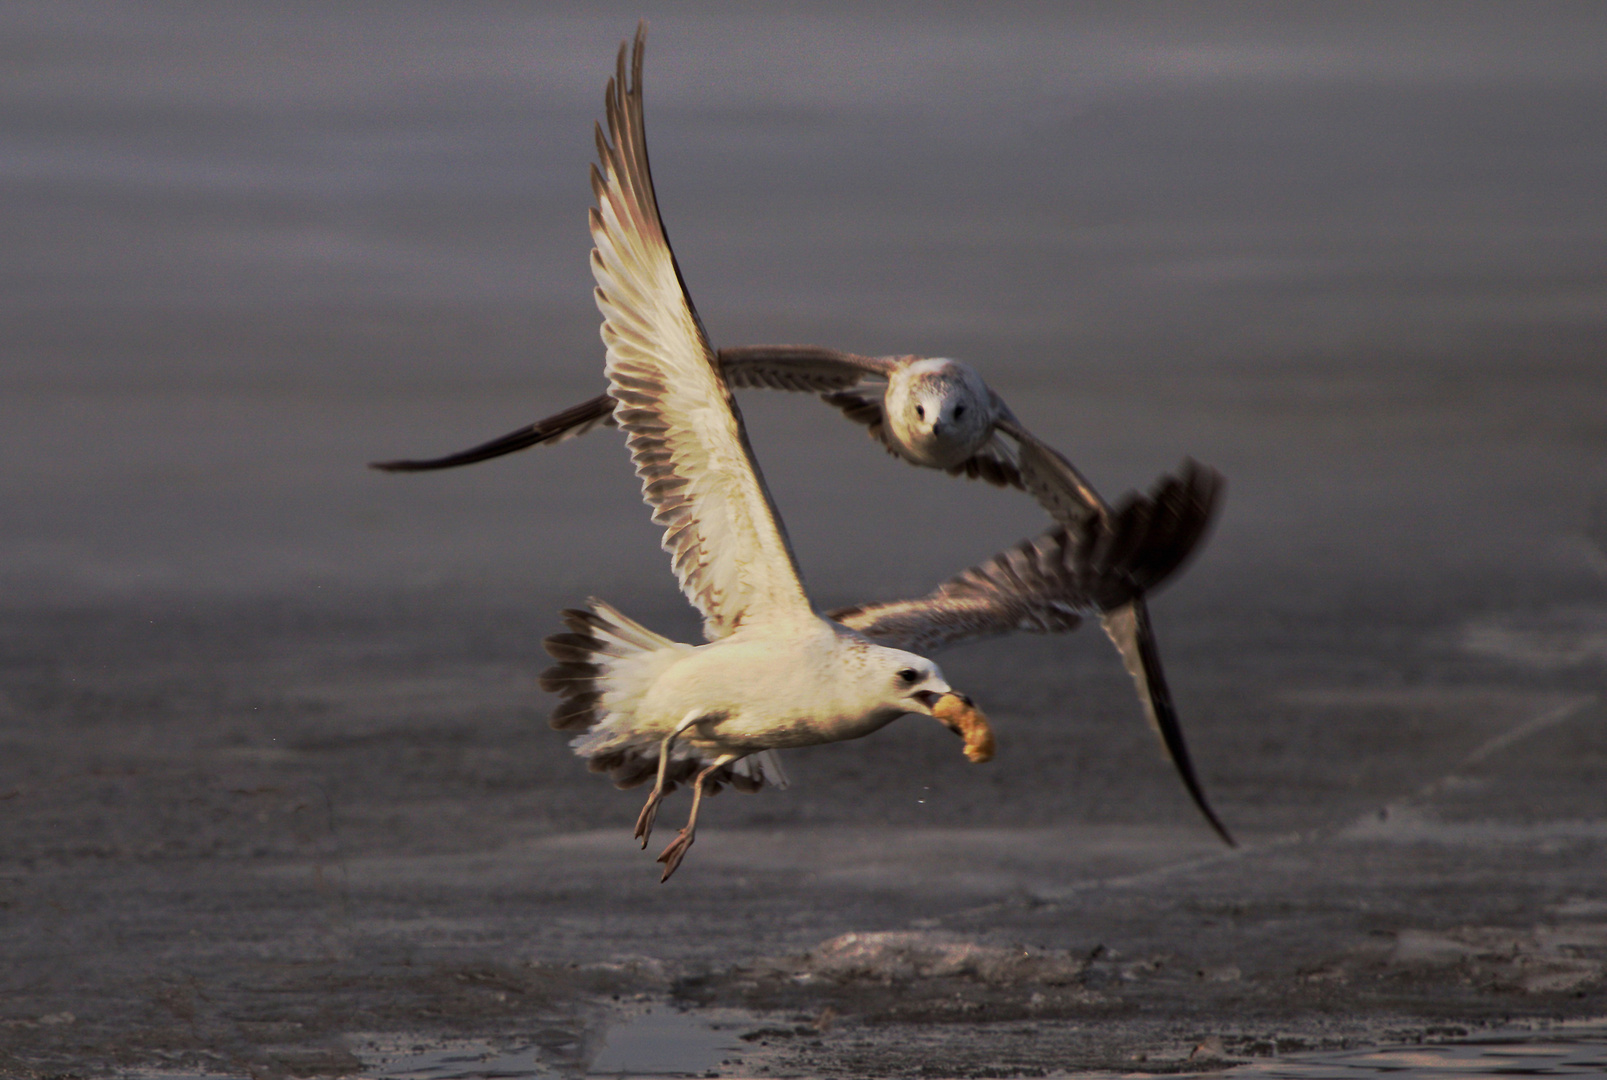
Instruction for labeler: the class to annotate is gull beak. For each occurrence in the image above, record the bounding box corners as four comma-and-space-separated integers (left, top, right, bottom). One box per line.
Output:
930, 692, 994, 763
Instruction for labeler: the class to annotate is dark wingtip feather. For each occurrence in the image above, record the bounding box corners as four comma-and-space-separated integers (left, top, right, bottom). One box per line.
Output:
1101, 599, 1235, 847
1122, 461, 1225, 596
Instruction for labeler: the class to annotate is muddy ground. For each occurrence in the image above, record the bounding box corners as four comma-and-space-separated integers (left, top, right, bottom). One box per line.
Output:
2, 580, 1605, 1077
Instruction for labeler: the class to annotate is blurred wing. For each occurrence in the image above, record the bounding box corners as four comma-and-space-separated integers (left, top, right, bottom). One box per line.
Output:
993, 401, 1111, 532
1100, 596, 1234, 846
828, 462, 1221, 654
944, 434, 1025, 489
827, 524, 1093, 653
832, 462, 1230, 845
590, 25, 811, 638
1091, 463, 1231, 844
1100, 459, 1223, 595
369, 394, 616, 472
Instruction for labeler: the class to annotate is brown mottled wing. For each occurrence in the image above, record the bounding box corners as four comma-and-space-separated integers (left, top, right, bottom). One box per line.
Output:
827, 464, 1222, 651
590, 26, 812, 639
828, 524, 1095, 653
720, 345, 895, 391
828, 465, 1213, 650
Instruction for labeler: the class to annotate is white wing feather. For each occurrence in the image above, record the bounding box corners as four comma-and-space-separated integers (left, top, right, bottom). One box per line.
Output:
589, 26, 811, 639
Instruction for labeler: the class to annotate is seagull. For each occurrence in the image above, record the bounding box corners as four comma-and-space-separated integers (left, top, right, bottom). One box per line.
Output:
543, 25, 994, 882
370, 346, 1096, 511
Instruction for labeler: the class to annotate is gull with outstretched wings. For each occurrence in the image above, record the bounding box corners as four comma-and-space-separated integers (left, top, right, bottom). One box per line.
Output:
544, 25, 994, 882
371, 347, 1091, 509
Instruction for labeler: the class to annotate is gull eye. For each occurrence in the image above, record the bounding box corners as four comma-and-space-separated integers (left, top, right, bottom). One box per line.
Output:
914, 405, 925, 420
953, 404, 966, 419
896, 667, 919, 686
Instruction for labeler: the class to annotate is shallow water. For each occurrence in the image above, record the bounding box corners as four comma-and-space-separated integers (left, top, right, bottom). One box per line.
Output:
120, 1032, 1607, 1080
1201, 1030, 1607, 1080
348, 1023, 1607, 1079
585, 1010, 743, 1077
347, 1021, 1607, 1079
362, 1042, 552, 1080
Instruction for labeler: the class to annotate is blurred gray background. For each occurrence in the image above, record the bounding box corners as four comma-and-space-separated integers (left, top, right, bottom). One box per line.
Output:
2, 3, 1605, 1076
6, 1, 1605, 608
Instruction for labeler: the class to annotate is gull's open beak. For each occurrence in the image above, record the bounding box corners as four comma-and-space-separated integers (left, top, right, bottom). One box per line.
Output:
930, 692, 994, 763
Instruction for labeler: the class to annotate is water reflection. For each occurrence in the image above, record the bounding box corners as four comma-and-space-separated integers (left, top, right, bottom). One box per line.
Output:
1204, 1029, 1607, 1079
586, 1009, 741, 1076
362, 1041, 552, 1079
116, 1023, 1607, 1078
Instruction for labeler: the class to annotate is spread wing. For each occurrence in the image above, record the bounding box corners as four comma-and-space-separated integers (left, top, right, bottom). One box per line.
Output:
831, 462, 1232, 845
590, 24, 811, 638
720, 345, 895, 390
827, 524, 1095, 653
368, 344, 892, 473
827, 462, 1221, 649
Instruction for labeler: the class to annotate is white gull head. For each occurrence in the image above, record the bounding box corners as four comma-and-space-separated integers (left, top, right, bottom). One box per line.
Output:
884, 357, 995, 469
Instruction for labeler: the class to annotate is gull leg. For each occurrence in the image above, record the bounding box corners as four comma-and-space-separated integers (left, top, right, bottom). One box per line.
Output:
634, 709, 705, 848
656, 756, 738, 883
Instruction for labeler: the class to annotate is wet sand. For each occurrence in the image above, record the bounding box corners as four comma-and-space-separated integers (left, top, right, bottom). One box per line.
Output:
2, 4, 1606, 1076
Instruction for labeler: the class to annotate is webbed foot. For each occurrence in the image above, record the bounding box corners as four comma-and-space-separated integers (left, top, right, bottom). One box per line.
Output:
655, 828, 695, 882
633, 794, 662, 849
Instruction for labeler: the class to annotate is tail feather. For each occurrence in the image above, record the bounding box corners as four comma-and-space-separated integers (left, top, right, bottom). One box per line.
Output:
538, 612, 608, 732
538, 599, 785, 795
583, 597, 679, 654
743, 750, 789, 791
543, 632, 604, 664
550, 693, 602, 732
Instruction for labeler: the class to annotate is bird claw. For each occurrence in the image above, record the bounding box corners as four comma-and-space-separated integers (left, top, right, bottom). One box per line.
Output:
634, 795, 660, 849
655, 828, 694, 882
